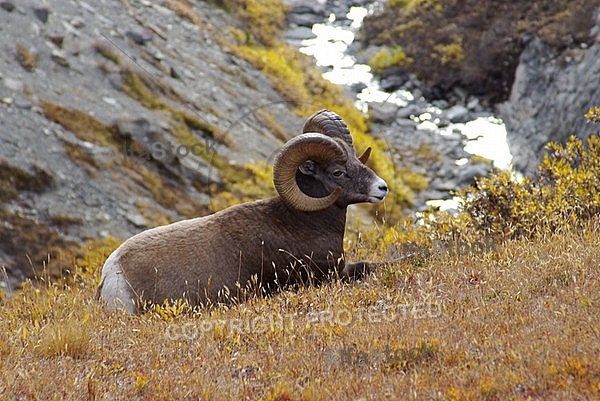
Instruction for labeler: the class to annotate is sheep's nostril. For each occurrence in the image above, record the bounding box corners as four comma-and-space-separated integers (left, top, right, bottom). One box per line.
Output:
379, 185, 388, 192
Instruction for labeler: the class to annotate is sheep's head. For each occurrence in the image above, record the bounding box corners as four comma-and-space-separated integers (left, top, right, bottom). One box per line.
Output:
273, 110, 388, 212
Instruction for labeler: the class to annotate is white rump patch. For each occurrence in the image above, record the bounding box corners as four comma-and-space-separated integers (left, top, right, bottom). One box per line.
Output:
99, 251, 137, 314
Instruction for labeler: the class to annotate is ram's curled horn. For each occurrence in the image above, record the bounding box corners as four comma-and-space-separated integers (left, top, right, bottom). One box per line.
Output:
302, 109, 354, 146
273, 133, 346, 212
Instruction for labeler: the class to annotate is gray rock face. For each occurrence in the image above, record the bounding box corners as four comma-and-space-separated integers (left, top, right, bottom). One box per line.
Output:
497, 37, 600, 174
0, 0, 307, 286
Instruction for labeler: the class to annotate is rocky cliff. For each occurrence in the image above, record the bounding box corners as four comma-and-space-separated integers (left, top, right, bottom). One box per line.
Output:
498, 36, 600, 174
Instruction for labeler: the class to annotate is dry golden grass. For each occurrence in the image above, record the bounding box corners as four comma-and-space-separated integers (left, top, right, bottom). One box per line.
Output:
40, 101, 119, 148
34, 313, 92, 359
0, 219, 598, 400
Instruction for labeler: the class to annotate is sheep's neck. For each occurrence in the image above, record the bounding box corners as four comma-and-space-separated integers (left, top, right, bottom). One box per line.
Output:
283, 201, 346, 234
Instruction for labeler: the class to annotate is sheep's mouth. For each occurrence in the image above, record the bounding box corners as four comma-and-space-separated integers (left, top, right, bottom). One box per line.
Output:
368, 195, 386, 202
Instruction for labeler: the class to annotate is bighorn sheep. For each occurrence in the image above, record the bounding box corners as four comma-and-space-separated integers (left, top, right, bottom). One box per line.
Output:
97, 110, 389, 313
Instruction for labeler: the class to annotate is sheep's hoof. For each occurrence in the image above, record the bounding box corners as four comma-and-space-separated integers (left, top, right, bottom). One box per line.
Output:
341, 261, 383, 281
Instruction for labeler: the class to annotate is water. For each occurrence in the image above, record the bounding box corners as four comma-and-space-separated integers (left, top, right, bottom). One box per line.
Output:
297, 6, 513, 176
299, 7, 412, 109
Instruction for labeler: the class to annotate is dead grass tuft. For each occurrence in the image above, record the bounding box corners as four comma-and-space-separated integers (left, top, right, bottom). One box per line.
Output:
15, 43, 39, 71
35, 315, 91, 358
93, 41, 121, 65
40, 101, 119, 148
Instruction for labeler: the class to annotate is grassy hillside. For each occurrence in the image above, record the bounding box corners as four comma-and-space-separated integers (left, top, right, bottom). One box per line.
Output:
0, 221, 597, 400
1, 124, 598, 399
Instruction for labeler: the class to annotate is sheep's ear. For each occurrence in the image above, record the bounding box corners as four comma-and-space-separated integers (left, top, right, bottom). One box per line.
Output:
358, 147, 372, 164
299, 160, 318, 176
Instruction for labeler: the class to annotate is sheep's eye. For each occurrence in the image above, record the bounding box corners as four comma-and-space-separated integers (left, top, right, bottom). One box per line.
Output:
333, 170, 344, 177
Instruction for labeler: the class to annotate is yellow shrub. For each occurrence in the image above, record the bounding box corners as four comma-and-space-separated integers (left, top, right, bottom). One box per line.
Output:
458, 135, 600, 240
233, 45, 311, 105
434, 36, 464, 66
222, 0, 288, 46
585, 106, 600, 123
368, 46, 413, 73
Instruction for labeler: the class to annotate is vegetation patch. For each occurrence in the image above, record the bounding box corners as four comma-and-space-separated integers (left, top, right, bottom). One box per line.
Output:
433, 35, 465, 66
0, 197, 598, 399
218, 0, 289, 47
460, 135, 600, 239
0, 162, 54, 204
255, 108, 290, 142
208, 159, 275, 211
0, 209, 79, 282
355, 111, 600, 261
93, 41, 121, 65
379, 132, 600, 260
40, 101, 119, 148
62, 141, 99, 171
163, 0, 210, 31
34, 314, 92, 358
585, 106, 600, 123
